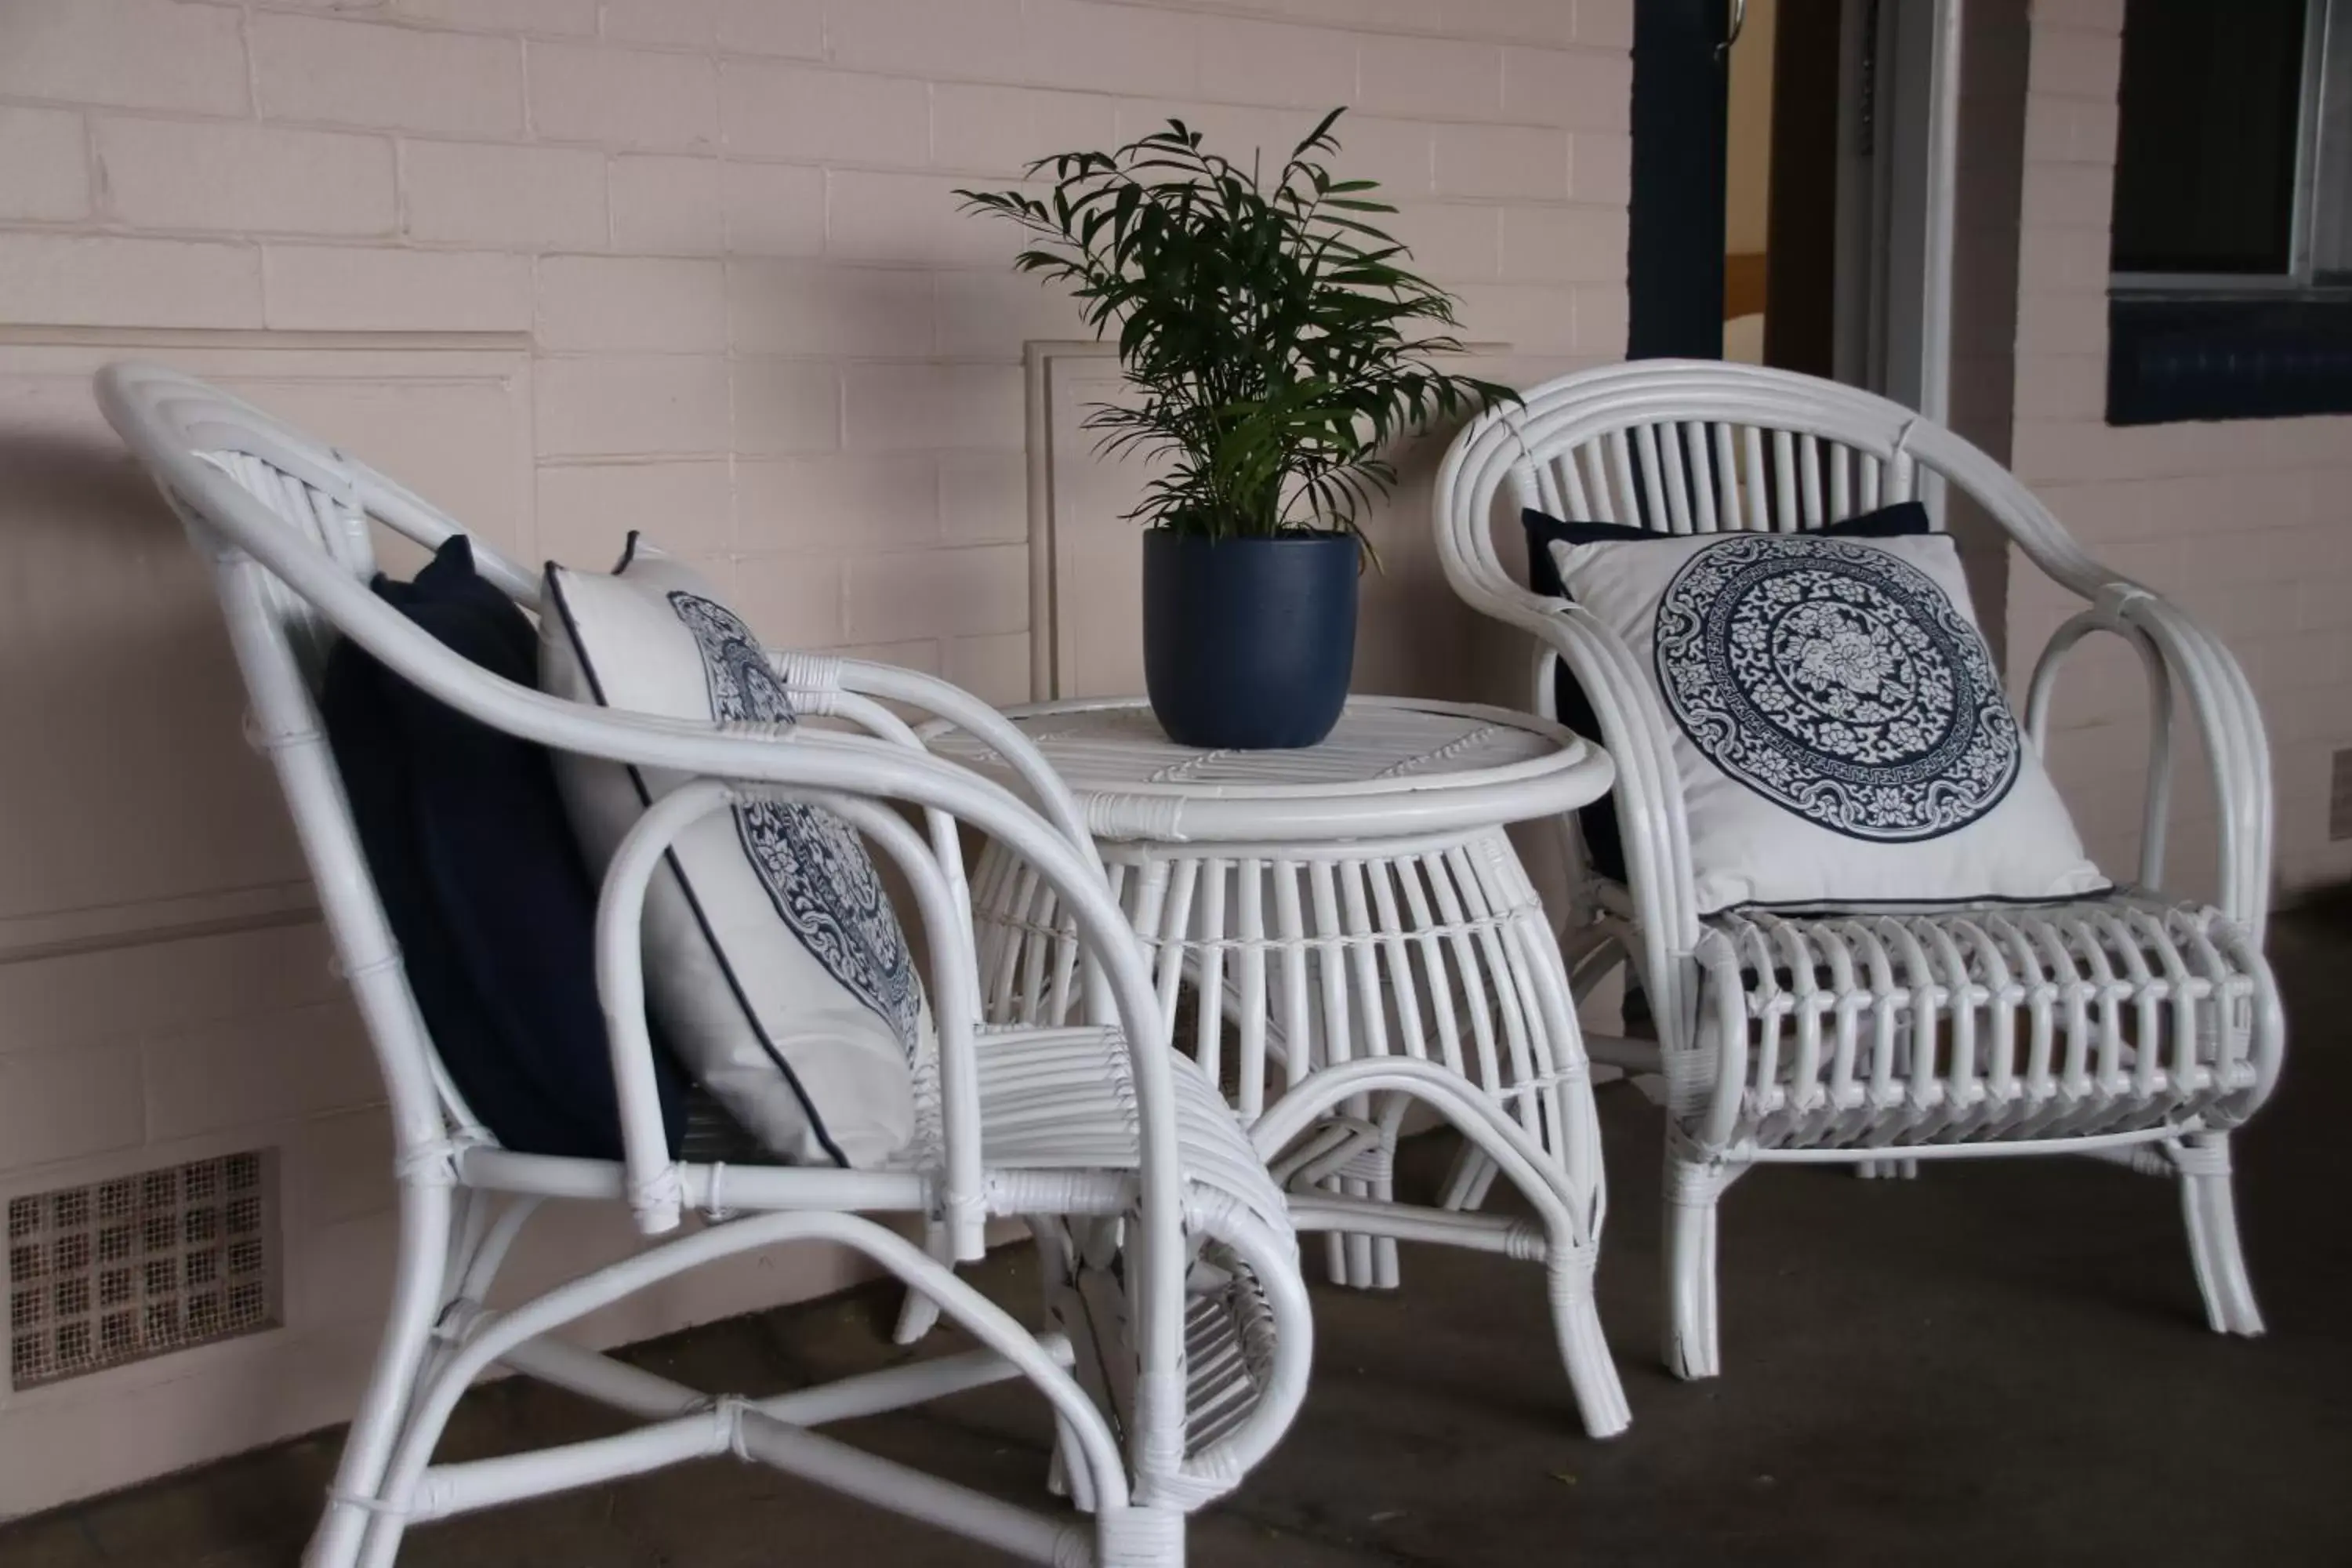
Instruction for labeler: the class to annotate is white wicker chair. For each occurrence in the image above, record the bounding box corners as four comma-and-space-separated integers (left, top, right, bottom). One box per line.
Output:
1434, 359, 2285, 1379
99, 362, 1312, 1568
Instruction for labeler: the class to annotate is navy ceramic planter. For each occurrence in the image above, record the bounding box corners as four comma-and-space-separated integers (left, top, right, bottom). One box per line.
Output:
1142, 529, 1359, 750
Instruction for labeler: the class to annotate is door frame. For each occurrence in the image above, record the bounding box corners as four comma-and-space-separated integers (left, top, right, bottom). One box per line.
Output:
1633, 0, 1965, 446
1835, 0, 1965, 435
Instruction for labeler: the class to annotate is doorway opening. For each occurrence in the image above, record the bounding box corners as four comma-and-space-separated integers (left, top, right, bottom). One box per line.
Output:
1723, 0, 1780, 365
1629, 0, 2033, 648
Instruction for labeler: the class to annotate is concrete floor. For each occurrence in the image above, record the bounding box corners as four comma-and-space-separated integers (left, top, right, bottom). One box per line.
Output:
7, 913, 2350, 1567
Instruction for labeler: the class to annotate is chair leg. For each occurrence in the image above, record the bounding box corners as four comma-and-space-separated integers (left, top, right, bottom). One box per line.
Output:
1661, 1149, 1738, 1381
891, 1220, 951, 1345
1047, 1413, 1099, 1511
1548, 1248, 1632, 1438
891, 1287, 944, 1345
1096, 1503, 1186, 1566
2173, 1133, 2264, 1337
306, 1180, 454, 1568
1439, 1145, 1499, 1212
1366, 1093, 1406, 1290
1028, 1216, 1112, 1512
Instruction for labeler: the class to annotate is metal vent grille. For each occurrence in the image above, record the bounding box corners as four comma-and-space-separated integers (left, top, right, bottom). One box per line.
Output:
8, 1152, 279, 1391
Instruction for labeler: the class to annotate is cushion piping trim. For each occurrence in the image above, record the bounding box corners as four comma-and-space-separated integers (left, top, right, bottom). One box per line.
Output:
1715, 881, 2121, 916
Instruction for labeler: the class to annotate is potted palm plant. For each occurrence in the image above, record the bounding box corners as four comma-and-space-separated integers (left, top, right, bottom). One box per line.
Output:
960, 109, 1512, 750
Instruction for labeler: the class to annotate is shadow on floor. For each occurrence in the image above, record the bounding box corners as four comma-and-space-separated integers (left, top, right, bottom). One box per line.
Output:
6, 915, 2350, 1566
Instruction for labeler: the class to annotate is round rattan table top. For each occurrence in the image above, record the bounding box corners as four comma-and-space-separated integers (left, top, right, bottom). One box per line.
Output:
924, 695, 1610, 844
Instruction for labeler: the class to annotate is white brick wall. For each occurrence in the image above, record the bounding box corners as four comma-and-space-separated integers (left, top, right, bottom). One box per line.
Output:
402, 139, 611, 248
249, 13, 528, 138
0, 231, 263, 326
262, 243, 533, 330
2009, 0, 2352, 898
93, 118, 398, 235
532, 40, 724, 150
0, 107, 93, 220
0, 0, 250, 114
0, 0, 1633, 1516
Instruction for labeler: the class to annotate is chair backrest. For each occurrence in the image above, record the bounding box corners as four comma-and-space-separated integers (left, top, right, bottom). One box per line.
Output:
99, 362, 550, 1159
1435, 358, 2281, 933
1435, 358, 2107, 629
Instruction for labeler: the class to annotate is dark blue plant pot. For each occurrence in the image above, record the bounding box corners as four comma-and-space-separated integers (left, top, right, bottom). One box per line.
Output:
1142, 529, 1359, 750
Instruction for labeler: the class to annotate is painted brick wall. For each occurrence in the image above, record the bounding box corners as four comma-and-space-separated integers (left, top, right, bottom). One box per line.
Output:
0, 0, 1630, 691
2010, 0, 2352, 902
0, 0, 1632, 1516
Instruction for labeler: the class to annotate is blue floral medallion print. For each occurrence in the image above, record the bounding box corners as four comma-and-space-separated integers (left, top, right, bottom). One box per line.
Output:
1653, 534, 2020, 841
666, 590, 922, 1058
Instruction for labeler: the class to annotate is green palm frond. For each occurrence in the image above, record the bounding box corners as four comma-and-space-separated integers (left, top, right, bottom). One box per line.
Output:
957, 108, 1518, 544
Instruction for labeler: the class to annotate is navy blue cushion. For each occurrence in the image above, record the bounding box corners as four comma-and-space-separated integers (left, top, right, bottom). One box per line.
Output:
1519, 501, 1934, 884
321, 537, 685, 1160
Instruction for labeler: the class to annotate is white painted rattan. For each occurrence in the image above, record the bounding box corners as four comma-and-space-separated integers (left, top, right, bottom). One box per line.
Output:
98, 363, 1314, 1567
1434, 358, 2285, 1379
928, 696, 1632, 1439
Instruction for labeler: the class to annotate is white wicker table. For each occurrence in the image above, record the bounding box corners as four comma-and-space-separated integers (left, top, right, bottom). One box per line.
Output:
927, 695, 1631, 1436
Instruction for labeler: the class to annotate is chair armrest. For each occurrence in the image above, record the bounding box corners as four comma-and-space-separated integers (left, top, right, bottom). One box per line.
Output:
772, 651, 1099, 866
592, 777, 996, 1256
753, 653, 990, 1017
1882, 426, 2275, 931
2117, 593, 2274, 936
554, 719, 1192, 1374
1491, 597, 1707, 967
2023, 579, 2274, 937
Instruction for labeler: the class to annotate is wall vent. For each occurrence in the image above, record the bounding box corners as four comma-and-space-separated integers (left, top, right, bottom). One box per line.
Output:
8, 1151, 279, 1391
2332, 749, 2352, 841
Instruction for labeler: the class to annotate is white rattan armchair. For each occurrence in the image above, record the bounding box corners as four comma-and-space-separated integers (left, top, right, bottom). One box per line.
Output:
99, 363, 1312, 1568
1435, 359, 2285, 1379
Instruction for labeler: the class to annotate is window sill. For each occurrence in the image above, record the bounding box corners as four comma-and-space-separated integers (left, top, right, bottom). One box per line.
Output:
2107, 292, 2352, 424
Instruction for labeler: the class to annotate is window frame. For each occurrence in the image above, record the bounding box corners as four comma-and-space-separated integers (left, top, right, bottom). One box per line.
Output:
2110, 0, 2352, 300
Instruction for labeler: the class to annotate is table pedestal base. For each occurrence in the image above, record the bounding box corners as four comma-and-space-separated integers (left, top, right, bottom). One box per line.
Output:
972, 827, 1629, 1437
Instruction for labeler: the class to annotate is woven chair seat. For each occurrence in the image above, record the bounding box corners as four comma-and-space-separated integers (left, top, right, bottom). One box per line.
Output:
661, 1019, 1300, 1475
681, 1023, 1290, 1242
1692, 895, 2270, 1155
960, 1025, 1294, 1240
957, 1025, 1295, 1481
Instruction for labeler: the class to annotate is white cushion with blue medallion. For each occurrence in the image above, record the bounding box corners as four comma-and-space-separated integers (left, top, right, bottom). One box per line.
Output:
540, 536, 932, 1168
1551, 530, 2109, 915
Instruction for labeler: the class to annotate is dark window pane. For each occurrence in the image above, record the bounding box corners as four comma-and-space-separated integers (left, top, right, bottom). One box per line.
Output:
2112, 0, 2307, 274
